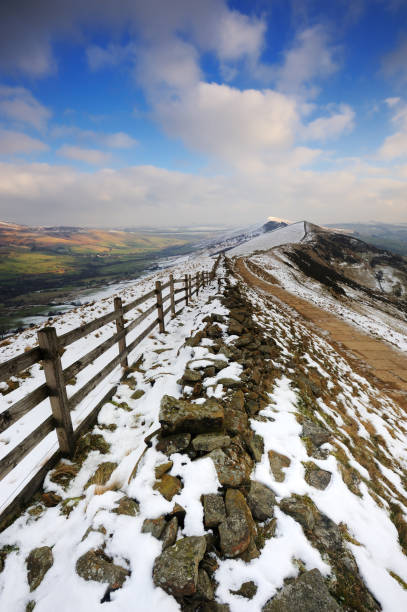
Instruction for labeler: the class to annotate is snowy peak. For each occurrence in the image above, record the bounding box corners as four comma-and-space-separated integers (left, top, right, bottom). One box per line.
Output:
226, 220, 308, 256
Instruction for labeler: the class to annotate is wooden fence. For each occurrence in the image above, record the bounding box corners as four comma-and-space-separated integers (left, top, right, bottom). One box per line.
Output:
0, 255, 221, 528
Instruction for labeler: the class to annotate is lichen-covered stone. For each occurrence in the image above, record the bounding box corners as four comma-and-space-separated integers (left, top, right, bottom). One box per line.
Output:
245, 432, 264, 462
246, 481, 276, 522
304, 463, 332, 490
231, 581, 258, 599
279, 495, 317, 532
152, 536, 207, 597
113, 496, 139, 516
262, 569, 341, 611
229, 389, 245, 411
196, 568, 215, 601
268, 450, 291, 482
219, 489, 256, 558
302, 420, 331, 447
159, 396, 224, 434
74, 433, 110, 463
155, 461, 173, 479
84, 462, 117, 489
162, 517, 178, 550
76, 549, 129, 587
182, 369, 203, 383
156, 433, 191, 455
224, 408, 248, 436
209, 444, 253, 487
193, 433, 231, 453
153, 474, 182, 501
203, 494, 226, 529
26, 547, 53, 591
142, 517, 167, 539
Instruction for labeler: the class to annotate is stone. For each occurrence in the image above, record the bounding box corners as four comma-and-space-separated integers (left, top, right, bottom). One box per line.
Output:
193, 433, 231, 453
155, 461, 173, 479
279, 495, 317, 532
196, 568, 215, 601
217, 378, 242, 388
142, 517, 167, 539
131, 389, 145, 400
26, 547, 53, 591
231, 581, 258, 599
76, 549, 129, 587
302, 420, 331, 448
153, 536, 207, 598
228, 320, 244, 335
162, 517, 178, 550
113, 496, 139, 516
224, 409, 248, 436
154, 474, 182, 501
159, 396, 224, 435
74, 433, 110, 463
304, 464, 332, 491
209, 444, 253, 488
185, 331, 205, 347
235, 334, 252, 348
258, 345, 275, 356
203, 494, 226, 529
213, 360, 228, 372
245, 432, 264, 462
201, 603, 230, 612
262, 569, 341, 612
207, 324, 223, 338
246, 481, 276, 522
84, 462, 117, 489
229, 390, 245, 411
268, 450, 291, 482
182, 369, 203, 383
156, 433, 191, 455
219, 489, 256, 558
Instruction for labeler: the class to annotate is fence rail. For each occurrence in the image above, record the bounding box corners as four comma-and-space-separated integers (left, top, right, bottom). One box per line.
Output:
0, 256, 221, 529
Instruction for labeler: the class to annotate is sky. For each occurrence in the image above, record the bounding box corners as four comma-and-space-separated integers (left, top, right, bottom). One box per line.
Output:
0, 0, 406, 228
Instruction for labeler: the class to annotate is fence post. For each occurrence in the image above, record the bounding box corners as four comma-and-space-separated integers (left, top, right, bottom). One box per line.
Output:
155, 280, 165, 333
37, 327, 74, 456
169, 274, 176, 317
184, 274, 189, 306
114, 297, 128, 369
188, 274, 192, 301
196, 272, 199, 295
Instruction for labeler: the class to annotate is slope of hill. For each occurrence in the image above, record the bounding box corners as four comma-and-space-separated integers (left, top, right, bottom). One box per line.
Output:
226, 221, 306, 257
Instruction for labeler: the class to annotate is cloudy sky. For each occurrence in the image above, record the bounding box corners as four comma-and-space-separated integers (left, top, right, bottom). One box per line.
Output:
0, 0, 406, 227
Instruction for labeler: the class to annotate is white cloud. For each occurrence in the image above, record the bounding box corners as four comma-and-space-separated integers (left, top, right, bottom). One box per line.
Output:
0, 86, 51, 130
379, 100, 407, 160
302, 104, 355, 141
57, 145, 111, 165
276, 25, 340, 96
385, 97, 401, 108
209, 9, 265, 62
381, 39, 407, 85
86, 43, 135, 71
0, 129, 48, 154
52, 126, 138, 149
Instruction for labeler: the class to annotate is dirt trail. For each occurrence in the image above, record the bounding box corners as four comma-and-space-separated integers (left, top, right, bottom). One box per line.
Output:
235, 258, 407, 397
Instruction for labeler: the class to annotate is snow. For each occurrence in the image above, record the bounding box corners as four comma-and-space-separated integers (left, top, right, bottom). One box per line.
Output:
226, 221, 306, 257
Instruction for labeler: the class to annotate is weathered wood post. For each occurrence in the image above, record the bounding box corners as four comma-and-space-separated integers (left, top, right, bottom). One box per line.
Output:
155, 280, 165, 333
188, 274, 192, 301
196, 272, 199, 295
169, 274, 176, 317
114, 296, 128, 368
37, 327, 74, 456
184, 274, 189, 306
218, 277, 221, 293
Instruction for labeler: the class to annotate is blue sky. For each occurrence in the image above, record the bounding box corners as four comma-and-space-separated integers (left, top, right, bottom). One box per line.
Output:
0, 0, 406, 227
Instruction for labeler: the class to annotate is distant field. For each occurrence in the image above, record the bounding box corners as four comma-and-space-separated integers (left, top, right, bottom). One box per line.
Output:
0, 222, 219, 332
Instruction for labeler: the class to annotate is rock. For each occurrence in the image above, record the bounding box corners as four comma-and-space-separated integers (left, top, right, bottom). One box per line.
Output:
231, 581, 257, 599
279, 495, 317, 532
258, 345, 275, 356
153, 536, 207, 598
229, 390, 245, 411
207, 324, 223, 338
235, 334, 252, 348
245, 432, 264, 462
26, 547, 53, 591
213, 360, 228, 372
74, 433, 110, 463
192, 433, 231, 453
84, 462, 117, 489
196, 568, 215, 601
156, 433, 191, 455
203, 494, 226, 529
182, 369, 203, 383
302, 420, 331, 447
185, 331, 205, 347
155, 461, 173, 479
217, 378, 242, 389
224, 408, 248, 436
168, 503, 187, 527
162, 517, 178, 550
201, 603, 230, 612
159, 396, 224, 435
262, 569, 341, 611
41, 492, 62, 507
228, 320, 244, 335
142, 517, 167, 539
131, 389, 145, 400
219, 489, 256, 558
209, 444, 253, 487
246, 481, 276, 522
304, 464, 332, 490
76, 549, 129, 587
268, 450, 290, 482
154, 474, 182, 501
113, 496, 139, 516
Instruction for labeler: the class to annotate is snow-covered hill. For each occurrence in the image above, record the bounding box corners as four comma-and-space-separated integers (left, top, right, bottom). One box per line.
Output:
226, 221, 307, 257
